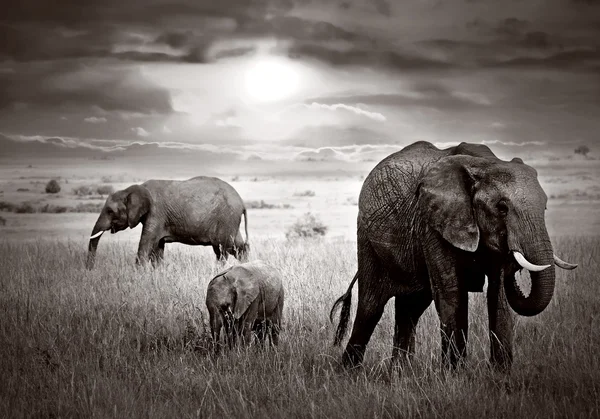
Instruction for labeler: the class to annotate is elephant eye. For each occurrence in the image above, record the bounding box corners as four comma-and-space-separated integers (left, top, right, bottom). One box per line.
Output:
497, 200, 509, 215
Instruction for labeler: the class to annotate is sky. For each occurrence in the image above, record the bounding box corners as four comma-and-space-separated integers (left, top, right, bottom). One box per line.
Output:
0, 0, 599, 171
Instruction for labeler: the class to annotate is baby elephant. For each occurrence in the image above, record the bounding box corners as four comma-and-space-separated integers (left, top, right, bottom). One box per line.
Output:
206, 260, 284, 350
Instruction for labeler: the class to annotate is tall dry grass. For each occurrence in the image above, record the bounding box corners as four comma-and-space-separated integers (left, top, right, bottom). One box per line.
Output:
0, 236, 598, 418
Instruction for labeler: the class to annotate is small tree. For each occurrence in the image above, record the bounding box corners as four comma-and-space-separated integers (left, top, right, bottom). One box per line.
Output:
45, 179, 61, 194
96, 185, 115, 197
285, 212, 328, 240
574, 145, 590, 157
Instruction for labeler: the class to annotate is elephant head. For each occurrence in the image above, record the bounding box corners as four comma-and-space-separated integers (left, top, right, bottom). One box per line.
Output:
86, 184, 152, 269
419, 155, 577, 317
206, 267, 261, 348
207, 270, 260, 320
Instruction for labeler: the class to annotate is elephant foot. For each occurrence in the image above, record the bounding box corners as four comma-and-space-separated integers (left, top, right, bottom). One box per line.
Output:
342, 344, 365, 369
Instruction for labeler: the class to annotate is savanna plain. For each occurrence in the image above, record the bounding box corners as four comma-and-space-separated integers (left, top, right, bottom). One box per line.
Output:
0, 158, 599, 418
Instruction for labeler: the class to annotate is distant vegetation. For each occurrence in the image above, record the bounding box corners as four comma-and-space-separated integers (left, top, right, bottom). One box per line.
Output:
244, 200, 293, 210
285, 212, 328, 239
0, 201, 103, 214
73, 184, 114, 197
293, 190, 316, 197
45, 179, 61, 194
574, 145, 591, 157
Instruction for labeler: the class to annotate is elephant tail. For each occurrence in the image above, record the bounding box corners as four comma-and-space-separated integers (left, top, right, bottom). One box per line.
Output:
330, 272, 358, 346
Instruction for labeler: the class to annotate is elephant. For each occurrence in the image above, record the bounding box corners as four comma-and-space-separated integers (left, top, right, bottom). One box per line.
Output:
206, 260, 284, 350
86, 176, 249, 269
330, 141, 578, 372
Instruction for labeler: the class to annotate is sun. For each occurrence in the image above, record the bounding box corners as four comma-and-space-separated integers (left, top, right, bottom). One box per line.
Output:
243, 57, 300, 103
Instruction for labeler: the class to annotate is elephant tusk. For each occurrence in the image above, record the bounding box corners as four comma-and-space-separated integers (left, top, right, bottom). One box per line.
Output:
513, 251, 551, 272
89, 231, 104, 240
553, 254, 578, 270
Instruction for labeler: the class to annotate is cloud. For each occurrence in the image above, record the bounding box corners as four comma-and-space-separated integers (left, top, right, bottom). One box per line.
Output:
295, 147, 349, 162
303, 102, 386, 121
84, 116, 107, 124
0, 63, 173, 114
286, 43, 451, 71
132, 127, 150, 137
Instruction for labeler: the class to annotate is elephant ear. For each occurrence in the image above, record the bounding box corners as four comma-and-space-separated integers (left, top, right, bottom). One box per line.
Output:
418, 156, 486, 252
232, 272, 260, 319
125, 185, 151, 229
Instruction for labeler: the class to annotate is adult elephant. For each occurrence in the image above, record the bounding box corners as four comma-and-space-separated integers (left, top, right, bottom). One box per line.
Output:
331, 141, 577, 372
86, 176, 249, 269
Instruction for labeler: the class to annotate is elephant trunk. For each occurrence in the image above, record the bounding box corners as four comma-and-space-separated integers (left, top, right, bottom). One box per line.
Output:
504, 228, 555, 317
86, 214, 109, 270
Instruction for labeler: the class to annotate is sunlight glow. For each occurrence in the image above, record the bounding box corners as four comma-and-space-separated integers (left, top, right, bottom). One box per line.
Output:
243, 57, 300, 103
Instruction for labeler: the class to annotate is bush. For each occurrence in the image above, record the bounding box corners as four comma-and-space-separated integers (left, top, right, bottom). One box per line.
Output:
293, 190, 316, 197
285, 212, 328, 240
574, 145, 590, 157
72, 202, 104, 213
0, 201, 17, 212
72, 185, 94, 196
15, 202, 36, 213
96, 185, 115, 196
16, 188, 30, 192
245, 200, 277, 209
45, 179, 61, 194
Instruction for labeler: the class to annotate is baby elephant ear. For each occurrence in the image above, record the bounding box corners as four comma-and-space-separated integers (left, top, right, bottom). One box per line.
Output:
233, 274, 260, 319
418, 156, 483, 252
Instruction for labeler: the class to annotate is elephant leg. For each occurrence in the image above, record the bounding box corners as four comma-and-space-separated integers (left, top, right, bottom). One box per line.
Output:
487, 268, 514, 372
434, 287, 468, 369
232, 232, 248, 262
423, 234, 469, 369
136, 225, 162, 266
343, 238, 391, 368
213, 244, 229, 263
343, 278, 390, 368
210, 313, 223, 354
391, 289, 432, 369
149, 239, 165, 267
253, 320, 266, 347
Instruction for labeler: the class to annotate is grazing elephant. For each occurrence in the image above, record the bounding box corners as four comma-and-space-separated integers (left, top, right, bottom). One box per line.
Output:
331, 141, 577, 372
206, 260, 284, 349
86, 176, 249, 269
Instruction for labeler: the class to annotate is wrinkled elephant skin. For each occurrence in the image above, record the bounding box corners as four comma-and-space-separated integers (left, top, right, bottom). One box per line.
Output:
331, 141, 577, 372
86, 176, 249, 269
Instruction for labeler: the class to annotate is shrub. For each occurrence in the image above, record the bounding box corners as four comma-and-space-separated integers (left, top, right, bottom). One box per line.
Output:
72, 202, 104, 213
15, 202, 36, 213
45, 179, 61, 194
16, 188, 30, 192
72, 185, 94, 196
285, 212, 328, 240
96, 185, 115, 196
574, 145, 590, 157
0, 201, 17, 212
245, 200, 277, 209
293, 190, 316, 197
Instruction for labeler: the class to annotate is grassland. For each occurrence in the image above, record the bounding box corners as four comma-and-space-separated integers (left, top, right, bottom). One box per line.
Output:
0, 234, 598, 418
0, 158, 599, 418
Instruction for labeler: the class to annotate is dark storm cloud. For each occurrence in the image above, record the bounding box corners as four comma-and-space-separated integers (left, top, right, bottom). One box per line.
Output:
0, 0, 291, 63
0, 62, 173, 114
286, 44, 451, 71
